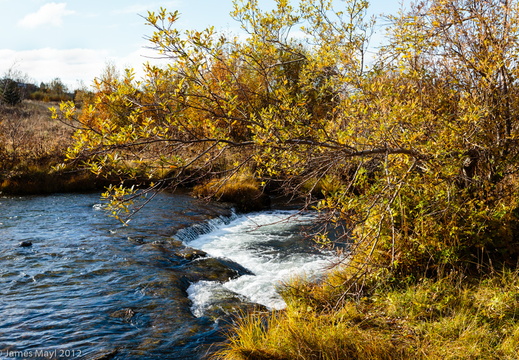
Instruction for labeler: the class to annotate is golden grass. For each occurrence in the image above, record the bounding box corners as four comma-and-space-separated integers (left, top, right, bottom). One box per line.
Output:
0, 100, 73, 164
0, 100, 98, 193
215, 270, 519, 360
193, 172, 269, 211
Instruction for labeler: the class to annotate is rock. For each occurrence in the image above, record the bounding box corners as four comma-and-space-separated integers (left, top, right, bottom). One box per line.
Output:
19, 241, 32, 247
167, 238, 184, 247
183, 257, 253, 283
127, 236, 145, 244
175, 247, 207, 261
86, 349, 118, 360
204, 298, 269, 321
188, 282, 269, 320
110, 308, 136, 322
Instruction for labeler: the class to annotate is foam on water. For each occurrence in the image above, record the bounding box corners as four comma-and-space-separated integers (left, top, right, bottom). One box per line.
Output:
179, 211, 334, 316
174, 212, 238, 243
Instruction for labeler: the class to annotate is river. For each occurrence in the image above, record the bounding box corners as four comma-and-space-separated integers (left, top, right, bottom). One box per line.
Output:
0, 192, 334, 359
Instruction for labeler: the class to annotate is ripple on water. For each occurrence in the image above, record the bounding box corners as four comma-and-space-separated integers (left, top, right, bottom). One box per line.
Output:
0, 193, 333, 359
0, 193, 234, 359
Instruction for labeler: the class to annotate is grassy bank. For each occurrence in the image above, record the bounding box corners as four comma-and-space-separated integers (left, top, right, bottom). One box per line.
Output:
193, 172, 271, 212
213, 175, 519, 359
216, 270, 519, 360
0, 101, 270, 202
0, 100, 103, 194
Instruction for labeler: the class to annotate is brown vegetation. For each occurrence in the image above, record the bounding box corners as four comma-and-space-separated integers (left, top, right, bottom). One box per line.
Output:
193, 172, 270, 212
0, 100, 100, 194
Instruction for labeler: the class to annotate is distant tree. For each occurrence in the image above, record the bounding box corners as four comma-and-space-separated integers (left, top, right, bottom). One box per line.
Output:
49, 78, 68, 97
0, 66, 32, 105
39, 82, 49, 93
30, 78, 73, 102
0, 78, 22, 106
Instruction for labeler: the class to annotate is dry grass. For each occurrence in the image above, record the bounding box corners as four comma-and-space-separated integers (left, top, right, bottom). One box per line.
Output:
0, 100, 97, 193
193, 172, 269, 212
0, 100, 73, 166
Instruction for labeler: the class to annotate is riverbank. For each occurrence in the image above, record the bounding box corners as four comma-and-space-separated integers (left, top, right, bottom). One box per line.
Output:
0, 100, 88, 194
0, 101, 167, 195
0, 101, 274, 209
215, 269, 519, 360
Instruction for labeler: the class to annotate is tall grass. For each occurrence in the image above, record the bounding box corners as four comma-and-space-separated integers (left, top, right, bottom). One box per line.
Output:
0, 100, 99, 193
0, 101, 73, 161
216, 270, 519, 360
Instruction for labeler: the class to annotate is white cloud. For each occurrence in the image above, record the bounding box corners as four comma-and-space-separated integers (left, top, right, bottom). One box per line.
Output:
0, 48, 109, 88
117, 1, 180, 15
0, 46, 169, 89
18, 3, 75, 29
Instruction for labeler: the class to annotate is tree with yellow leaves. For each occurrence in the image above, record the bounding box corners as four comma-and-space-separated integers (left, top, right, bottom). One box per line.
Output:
53, 0, 519, 282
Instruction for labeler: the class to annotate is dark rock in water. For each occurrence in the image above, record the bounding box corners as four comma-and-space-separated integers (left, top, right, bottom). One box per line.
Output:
19, 241, 32, 247
110, 308, 136, 322
127, 236, 145, 244
216, 257, 254, 276
183, 257, 253, 283
151, 240, 167, 245
175, 247, 207, 261
205, 298, 269, 321
191, 284, 269, 320
167, 238, 184, 247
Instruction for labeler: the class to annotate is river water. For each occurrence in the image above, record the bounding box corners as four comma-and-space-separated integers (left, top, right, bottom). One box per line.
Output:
0, 192, 334, 359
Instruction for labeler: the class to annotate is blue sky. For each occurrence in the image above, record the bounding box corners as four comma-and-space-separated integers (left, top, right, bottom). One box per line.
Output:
0, 0, 404, 89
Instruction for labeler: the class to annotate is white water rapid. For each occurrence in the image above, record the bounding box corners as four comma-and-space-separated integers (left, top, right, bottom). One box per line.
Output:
177, 210, 335, 317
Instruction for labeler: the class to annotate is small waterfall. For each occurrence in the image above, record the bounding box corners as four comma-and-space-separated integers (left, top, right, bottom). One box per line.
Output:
180, 210, 335, 316
174, 212, 238, 243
